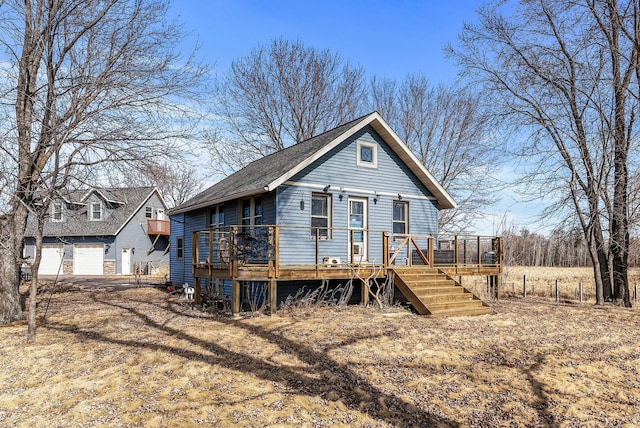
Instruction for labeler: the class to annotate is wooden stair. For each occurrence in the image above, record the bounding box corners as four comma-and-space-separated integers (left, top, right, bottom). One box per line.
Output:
390, 267, 492, 317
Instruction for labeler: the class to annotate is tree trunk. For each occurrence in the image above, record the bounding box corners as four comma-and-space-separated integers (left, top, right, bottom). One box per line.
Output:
27, 212, 45, 342
0, 207, 29, 324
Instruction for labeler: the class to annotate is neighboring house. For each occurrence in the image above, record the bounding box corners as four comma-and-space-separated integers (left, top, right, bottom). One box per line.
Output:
24, 187, 170, 276
168, 112, 500, 316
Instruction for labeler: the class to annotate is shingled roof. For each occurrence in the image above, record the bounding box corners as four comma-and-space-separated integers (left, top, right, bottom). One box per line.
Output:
169, 112, 456, 215
25, 187, 163, 237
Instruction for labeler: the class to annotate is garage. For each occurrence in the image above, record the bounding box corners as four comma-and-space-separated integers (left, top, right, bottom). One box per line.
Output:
39, 245, 64, 275
73, 243, 104, 275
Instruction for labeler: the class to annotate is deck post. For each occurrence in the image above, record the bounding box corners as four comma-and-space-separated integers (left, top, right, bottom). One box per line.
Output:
454, 235, 459, 274
194, 276, 202, 305
361, 279, 369, 306
274, 226, 280, 278
269, 279, 277, 315
232, 279, 241, 317
382, 233, 389, 274
208, 230, 213, 277
429, 236, 434, 268
477, 236, 481, 272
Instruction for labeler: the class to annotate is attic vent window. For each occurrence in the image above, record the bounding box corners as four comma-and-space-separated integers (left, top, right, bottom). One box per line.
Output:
90, 202, 102, 221
52, 203, 63, 222
357, 140, 377, 168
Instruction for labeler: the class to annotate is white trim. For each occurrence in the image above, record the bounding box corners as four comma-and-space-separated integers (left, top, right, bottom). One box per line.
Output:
356, 140, 378, 168
89, 202, 102, 221
114, 188, 169, 235
51, 203, 64, 222
282, 180, 437, 201
265, 114, 375, 191
266, 112, 456, 209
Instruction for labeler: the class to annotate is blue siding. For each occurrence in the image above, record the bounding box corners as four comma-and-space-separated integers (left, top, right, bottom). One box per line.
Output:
182, 209, 207, 288
276, 126, 439, 264
169, 213, 185, 285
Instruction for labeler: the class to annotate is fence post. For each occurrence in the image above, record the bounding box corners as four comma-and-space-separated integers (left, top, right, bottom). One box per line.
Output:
555, 279, 559, 302
523, 274, 527, 298
579, 282, 583, 303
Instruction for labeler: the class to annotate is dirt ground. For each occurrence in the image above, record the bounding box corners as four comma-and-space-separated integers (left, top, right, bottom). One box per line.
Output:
1, 278, 639, 427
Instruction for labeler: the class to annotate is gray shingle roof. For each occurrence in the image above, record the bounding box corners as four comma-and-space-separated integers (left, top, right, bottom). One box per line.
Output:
169, 111, 457, 215
169, 114, 372, 214
25, 186, 160, 237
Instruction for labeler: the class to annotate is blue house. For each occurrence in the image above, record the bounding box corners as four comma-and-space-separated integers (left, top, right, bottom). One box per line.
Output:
24, 187, 170, 276
168, 112, 500, 316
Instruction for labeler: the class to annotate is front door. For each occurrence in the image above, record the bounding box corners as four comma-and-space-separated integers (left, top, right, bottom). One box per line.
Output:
121, 248, 131, 275
348, 197, 368, 262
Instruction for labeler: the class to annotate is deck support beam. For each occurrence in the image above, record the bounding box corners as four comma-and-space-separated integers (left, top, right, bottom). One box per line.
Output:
269, 279, 277, 315
194, 276, 202, 305
232, 279, 241, 317
361, 279, 369, 306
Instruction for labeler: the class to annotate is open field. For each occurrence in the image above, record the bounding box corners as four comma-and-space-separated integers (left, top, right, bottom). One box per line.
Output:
1, 279, 640, 427
459, 266, 640, 303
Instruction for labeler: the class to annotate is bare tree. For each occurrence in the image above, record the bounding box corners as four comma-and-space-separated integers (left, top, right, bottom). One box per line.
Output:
450, 0, 639, 305
108, 160, 204, 208
369, 75, 501, 233
212, 38, 367, 173
0, 0, 208, 335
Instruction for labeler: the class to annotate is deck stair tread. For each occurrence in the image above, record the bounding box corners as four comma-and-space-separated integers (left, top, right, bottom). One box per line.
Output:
390, 267, 492, 317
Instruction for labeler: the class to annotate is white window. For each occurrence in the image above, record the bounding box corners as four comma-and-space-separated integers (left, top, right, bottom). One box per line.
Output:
311, 193, 331, 239
52, 203, 63, 222
393, 201, 409, 234
145, 206, 152, 218
90, 202, 102, 221
357, 140, 377, 168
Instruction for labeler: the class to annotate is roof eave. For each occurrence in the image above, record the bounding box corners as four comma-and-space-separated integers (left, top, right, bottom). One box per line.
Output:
167, 188, 266, 216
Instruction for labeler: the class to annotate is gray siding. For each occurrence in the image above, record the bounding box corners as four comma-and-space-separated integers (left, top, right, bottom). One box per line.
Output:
114, 192, 169, 274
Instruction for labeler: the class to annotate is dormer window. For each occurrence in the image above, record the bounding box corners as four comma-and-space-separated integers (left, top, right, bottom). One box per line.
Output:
52, 203, 63, 222
90, 202, 102, 221
357, 140, 377, 168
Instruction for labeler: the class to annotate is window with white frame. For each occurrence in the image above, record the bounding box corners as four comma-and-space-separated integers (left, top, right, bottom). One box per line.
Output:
393, 201, 408, 234
90, 202, 102, 221
241, 197, 263, 230
357, 140, 377, 168
145, 206, 152, 218
52, 203, 63, 222
311, 193, 331, 239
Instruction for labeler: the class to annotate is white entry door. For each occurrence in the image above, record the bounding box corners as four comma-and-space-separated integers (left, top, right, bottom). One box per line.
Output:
39, 245, 64, 275
121, 248, 131, 275
73, 244, 104, 275
156, 208, 165, 220
348, 197, 368, 262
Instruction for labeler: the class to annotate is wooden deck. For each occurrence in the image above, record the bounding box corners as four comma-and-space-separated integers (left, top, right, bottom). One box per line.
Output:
190, 226, 502, 316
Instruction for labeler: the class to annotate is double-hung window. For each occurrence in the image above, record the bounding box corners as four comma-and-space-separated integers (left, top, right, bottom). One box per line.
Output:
393, 201, 408, 234
90, 202, 102, 221
311, 193, 331, 239
52, 203, 63, 222
241, 197, 263, 230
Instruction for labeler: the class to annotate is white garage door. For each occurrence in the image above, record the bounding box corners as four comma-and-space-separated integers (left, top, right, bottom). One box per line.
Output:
39, 245, 64, 275
73, 244, 104, 275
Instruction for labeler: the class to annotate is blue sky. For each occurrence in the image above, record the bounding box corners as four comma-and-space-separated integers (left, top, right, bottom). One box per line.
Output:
167, 1, 544, 235
168, 0, 483, 84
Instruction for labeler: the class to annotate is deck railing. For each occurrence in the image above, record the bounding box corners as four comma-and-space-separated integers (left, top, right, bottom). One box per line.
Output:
192, 225, 502, 277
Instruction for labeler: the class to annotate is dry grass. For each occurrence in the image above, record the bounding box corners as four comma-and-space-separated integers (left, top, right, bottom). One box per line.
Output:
1, 280, 640, 427
458, 266, 640, 303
